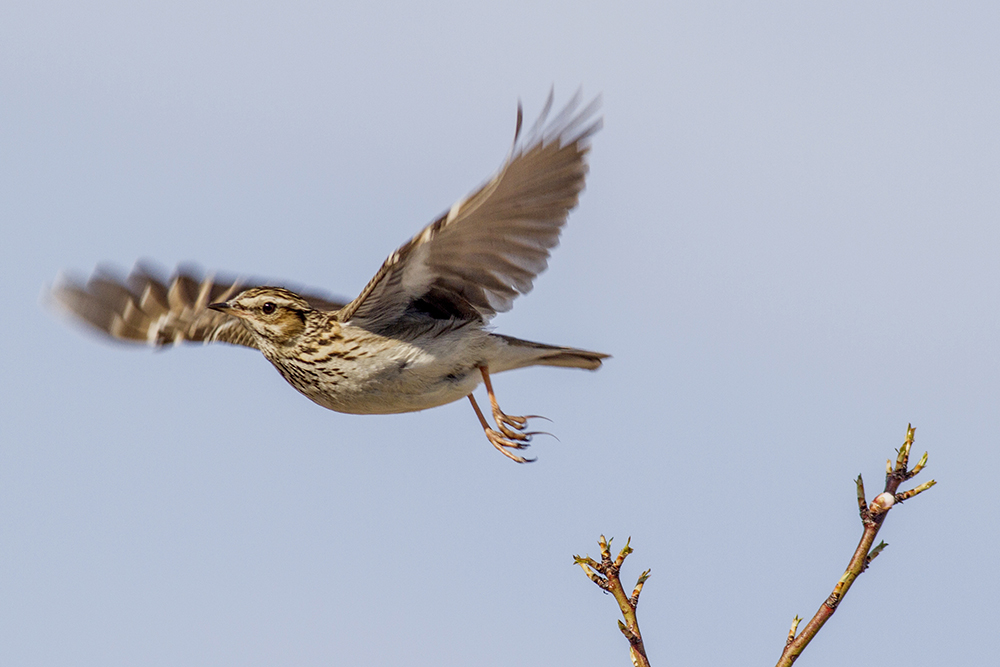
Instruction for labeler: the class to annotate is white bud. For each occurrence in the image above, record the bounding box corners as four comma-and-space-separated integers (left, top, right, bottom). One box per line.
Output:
872, 492, 895, 511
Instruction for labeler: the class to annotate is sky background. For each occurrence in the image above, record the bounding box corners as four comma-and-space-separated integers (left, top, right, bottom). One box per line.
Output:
2, 2, 998, 665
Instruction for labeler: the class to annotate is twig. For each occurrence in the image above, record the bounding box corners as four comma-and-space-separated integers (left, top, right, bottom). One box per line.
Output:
574, 536, 652, 667
776, 424, 936, 666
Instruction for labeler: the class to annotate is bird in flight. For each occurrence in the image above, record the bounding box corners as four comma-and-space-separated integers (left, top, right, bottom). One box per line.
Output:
51, 91, 607, 462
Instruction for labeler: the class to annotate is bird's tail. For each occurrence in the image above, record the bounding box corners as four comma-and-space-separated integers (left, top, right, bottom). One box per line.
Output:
491, 334, 609, 372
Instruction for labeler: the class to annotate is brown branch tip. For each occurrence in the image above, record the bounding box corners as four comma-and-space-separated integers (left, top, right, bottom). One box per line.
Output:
575, 535, 652, 667
777, 424, 937, 667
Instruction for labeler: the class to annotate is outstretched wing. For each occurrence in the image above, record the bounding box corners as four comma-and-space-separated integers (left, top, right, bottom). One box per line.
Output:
339, 90, 601, 329
50, 264, 347, 348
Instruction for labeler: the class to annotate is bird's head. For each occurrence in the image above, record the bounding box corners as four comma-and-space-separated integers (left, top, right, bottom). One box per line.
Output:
209, 287, 312, 347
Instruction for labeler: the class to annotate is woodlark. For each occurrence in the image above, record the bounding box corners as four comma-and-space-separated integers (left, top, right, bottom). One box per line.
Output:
51, 91, 607, 462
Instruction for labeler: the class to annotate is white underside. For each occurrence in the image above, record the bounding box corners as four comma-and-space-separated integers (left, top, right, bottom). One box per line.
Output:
268, 328, 549, 415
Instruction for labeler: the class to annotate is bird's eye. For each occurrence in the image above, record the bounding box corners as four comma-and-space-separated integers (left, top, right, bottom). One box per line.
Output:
261, 302, 276, 315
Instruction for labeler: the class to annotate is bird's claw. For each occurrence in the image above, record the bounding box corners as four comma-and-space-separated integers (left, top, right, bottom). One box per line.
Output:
485, 428, 537, 464
493, 410, 549, 437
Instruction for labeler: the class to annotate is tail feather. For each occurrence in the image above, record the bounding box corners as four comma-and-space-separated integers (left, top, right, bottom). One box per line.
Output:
493, 333, 609, 372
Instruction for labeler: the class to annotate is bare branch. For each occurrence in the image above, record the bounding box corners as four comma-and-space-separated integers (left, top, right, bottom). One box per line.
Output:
575, 535, 651, 667
776, 424, 936, 666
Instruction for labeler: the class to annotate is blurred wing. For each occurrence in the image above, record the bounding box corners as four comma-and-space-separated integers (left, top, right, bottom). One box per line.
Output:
50, 264, 347, 348
339, 90, 601, 328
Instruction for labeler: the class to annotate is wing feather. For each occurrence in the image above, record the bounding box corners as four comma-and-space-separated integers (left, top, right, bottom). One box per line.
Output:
339, 91, 601, 328
51, 264, 346, 349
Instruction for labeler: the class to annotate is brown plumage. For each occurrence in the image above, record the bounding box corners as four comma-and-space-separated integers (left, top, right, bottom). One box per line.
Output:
51, 91, 607, 462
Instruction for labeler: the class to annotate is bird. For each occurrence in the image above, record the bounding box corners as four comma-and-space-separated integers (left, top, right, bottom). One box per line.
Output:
50, 91, 608, 463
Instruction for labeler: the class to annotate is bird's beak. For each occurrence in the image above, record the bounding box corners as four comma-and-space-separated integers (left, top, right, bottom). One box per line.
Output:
209, 301, 250, 321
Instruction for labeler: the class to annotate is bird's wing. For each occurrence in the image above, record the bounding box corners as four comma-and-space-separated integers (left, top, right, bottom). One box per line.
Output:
50, 264, 347, 348
339, 90, 601, 329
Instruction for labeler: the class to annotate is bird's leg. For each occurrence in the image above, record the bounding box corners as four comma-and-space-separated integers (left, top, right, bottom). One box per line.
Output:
479, 366, 541, 439
468, 366, 550, 463
468, 393, 535, 463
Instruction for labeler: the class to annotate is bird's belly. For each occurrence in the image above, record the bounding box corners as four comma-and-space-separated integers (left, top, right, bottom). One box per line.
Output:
311, 364, 481, 414
269, 334, 490, 415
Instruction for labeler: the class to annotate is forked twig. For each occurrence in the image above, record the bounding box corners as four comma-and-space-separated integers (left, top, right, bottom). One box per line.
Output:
776, 424, 936, 666
574, 536, 651, 667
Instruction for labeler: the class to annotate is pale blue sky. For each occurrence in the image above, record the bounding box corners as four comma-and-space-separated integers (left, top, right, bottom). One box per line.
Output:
2, 2, 998, 665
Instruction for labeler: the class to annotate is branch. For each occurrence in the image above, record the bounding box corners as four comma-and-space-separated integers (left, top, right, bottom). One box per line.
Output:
574, 536, 652, 667
776, 424, 936, 666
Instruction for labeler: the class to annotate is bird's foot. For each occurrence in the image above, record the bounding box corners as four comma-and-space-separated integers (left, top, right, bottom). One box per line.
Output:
470, 366, 556, 463
492, 408, 548, 441
484, 427, 537, 464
